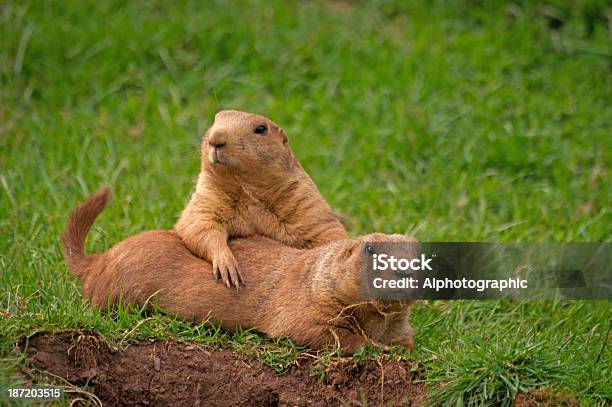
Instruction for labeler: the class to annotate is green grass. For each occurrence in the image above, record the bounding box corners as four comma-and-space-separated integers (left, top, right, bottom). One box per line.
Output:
1, 0, 610, 405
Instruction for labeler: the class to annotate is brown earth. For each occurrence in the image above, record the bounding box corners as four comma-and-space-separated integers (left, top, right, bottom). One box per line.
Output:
22, 333, 426, 406
515, 390, 581, 407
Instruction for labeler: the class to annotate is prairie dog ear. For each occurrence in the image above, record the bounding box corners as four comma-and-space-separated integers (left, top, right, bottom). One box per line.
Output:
279, 128, 288, 144
337, 241, 358, 261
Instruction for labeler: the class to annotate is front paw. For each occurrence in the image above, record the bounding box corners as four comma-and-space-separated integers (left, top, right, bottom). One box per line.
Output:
212, 252, 243, 289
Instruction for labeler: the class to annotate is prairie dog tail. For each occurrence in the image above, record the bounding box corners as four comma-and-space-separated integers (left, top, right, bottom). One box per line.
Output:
61, 187, 111, 276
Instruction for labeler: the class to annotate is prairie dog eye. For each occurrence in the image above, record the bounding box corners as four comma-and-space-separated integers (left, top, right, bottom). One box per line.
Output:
254, 124, 267, 134
364, 244, 374, 256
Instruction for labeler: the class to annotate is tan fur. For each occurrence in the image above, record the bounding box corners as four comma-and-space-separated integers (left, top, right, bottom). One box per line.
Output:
62, 190, 415, 353
175, 110, 347, 287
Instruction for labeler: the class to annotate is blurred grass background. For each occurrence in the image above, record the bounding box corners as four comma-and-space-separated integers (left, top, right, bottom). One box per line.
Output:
1, 0, 610, 405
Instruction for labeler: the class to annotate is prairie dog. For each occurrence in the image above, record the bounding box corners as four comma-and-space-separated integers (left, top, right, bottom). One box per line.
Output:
175, 110, 347, 287
62, 189, 414, 353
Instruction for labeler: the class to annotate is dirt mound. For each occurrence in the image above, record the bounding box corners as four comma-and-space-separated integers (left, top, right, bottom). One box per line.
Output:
514, 390, 580, 407
23, 333, 425, 406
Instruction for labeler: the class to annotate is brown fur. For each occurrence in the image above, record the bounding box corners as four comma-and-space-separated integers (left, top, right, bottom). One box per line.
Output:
175, 110, 347, 287
62, 190, 415, 353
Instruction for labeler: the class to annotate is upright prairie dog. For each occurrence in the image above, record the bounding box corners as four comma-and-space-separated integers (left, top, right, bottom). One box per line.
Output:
175, 110, 347, 287
62, 189, 415, 353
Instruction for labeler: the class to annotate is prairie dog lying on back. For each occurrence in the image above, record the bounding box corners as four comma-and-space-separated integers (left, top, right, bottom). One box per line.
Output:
175, 110, 347, 287
62, 189, 414, 353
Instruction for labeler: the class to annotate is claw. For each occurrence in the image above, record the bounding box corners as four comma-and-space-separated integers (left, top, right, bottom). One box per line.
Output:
232, 272, 240, 290
213, 253, 244, 289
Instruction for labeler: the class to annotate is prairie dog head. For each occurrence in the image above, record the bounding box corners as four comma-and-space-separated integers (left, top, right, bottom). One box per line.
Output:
313, 233, 418, 306
203, 110, 293, 174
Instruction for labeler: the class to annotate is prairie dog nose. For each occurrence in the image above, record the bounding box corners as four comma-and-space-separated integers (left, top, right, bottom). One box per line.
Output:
208, 130, 227, 148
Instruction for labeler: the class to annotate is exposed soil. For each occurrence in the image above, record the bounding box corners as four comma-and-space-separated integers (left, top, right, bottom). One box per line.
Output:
22, 333, 426, 406
515, 390, 580, 407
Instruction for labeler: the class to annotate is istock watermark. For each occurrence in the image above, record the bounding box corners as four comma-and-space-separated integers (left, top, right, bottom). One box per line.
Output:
372, 253, 433, 271
361, 243, 611, 300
